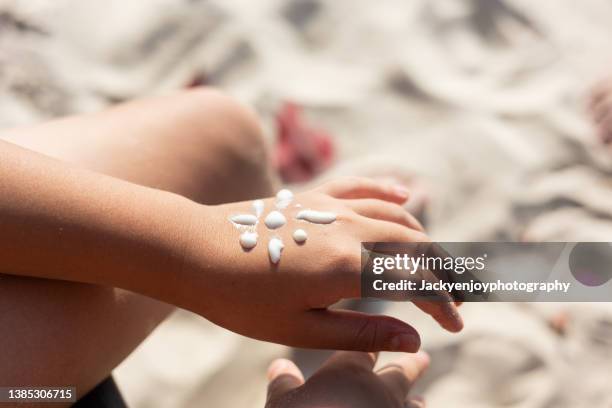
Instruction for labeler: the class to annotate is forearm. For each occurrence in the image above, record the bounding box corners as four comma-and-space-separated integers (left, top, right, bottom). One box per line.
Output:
0, 139, 196, 300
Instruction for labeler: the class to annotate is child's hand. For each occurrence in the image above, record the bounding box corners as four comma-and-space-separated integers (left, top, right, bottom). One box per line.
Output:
181, 178, 462, 353
265, 351, 429, 408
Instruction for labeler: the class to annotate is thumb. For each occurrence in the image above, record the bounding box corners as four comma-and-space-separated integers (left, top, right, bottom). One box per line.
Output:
266, 359, 305, 403
297, 309, 421, 352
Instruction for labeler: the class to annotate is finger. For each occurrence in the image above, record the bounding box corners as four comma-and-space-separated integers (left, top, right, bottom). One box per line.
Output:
591, 96, 612, 124
599, 124, 612, 145
590, 80, 612, 108
422, 243, 471, 305
312, 220, 428, 302
365, 217, 431, 244
298, 309, 421, 352
266, 359, 305, 401
321, 351, 378, 372
318, 177, 409, 204
377, 351, 430, 402
346, 199, 424, 232
598, 111, 612, 144
363, 222, 464, 332
413, 299, 463, 333
404, 241, 464, 331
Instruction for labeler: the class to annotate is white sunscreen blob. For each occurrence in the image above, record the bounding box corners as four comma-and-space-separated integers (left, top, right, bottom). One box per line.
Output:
296, 210, 337, 224
231, 214, 258, 226
293, 229, 307, 243
252, 199, 264, 217
276, 189, 294, 201
276, 189, 294, 209
264, 210, 287, 229
268, 237, 284, 264
239, 232, 258, 250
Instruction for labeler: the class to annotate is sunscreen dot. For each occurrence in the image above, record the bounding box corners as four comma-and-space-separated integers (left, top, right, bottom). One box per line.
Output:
239, 232, 258, 250
296, 210, 336, 224
276, 189, 293, 201
265, 210, 287, 229
275, 189, 294, 209
231, 214, 258, 226
268, 237, 284, 264
293, 229, 307, 243
252, 200, 264, 217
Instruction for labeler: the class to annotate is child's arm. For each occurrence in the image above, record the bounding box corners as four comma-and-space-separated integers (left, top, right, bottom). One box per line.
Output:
0, 139, 192, 297
0, 139, 462, 353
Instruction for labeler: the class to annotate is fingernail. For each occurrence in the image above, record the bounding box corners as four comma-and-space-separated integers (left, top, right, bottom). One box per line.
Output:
390, 333, 420, 352
414, 350, 430, 365
267, 359, 289, 380
393, 185, 409, 199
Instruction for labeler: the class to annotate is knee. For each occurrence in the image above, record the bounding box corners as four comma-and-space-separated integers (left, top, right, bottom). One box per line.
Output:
170, 88, 276, 203
196, 88, 268, 164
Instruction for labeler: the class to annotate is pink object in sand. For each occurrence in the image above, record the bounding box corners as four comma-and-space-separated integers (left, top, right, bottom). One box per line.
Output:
273, 102, 335, 183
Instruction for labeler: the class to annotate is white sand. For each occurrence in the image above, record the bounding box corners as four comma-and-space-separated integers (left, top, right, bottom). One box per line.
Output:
2, 0, 612, 406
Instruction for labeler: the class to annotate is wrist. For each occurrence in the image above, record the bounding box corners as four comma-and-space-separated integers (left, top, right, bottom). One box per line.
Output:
111, 190, 208, 307
157, 197, 221, 315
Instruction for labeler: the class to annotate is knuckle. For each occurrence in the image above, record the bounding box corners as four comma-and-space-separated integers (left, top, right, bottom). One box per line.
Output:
320, 177, 356, 194
413, 231, 431, 242
405, 230, 430, 243
346, 176, 377, 190
342, 176, 364, 191
392, 228, 429, 243
337, 209, 359, 223
332, 245, 361, 273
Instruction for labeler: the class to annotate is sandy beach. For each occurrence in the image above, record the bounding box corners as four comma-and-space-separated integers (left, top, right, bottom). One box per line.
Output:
2, 0, 612, 406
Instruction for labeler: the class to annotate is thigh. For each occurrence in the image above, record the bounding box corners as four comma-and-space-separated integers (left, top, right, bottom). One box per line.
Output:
0, 277, 168, 400
0, 88, 275, 396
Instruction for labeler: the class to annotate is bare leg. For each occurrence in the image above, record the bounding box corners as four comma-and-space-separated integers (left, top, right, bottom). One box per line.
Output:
0, 88, 276, 398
